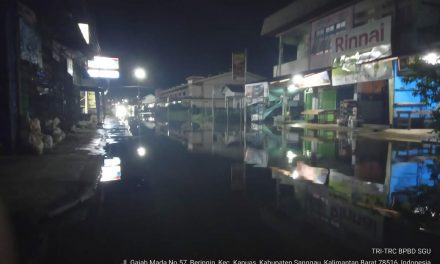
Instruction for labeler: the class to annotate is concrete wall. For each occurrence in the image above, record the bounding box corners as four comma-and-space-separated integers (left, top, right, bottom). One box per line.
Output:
309, 7, 353, 70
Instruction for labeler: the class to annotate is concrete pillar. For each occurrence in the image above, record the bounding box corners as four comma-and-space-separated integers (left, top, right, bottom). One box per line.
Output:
281, 87, 289, 121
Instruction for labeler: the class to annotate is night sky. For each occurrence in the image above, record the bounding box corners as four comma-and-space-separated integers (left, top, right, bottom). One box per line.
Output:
85, 0, 293, 96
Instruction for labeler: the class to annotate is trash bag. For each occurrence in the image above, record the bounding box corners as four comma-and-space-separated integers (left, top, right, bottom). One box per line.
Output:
29, 118, 41, 133
70, 125, 80, 133
77, 120, 89, 128
52, 127, 66, 143
43, 134, 53, 150
90, 114, 98, 124
52, 117, 61, 129
45, 119, 53, 130
28, 133, 44, 155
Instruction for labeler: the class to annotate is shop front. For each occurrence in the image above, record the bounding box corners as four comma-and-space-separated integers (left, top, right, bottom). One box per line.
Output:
293, 70, 336, 123
330, 16, 393, 127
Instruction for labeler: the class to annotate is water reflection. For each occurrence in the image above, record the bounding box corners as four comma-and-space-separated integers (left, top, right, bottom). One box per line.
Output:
151, 118, 439, 249
101, 157, 122, 182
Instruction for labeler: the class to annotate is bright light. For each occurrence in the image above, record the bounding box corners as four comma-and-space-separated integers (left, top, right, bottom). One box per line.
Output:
134, 68, 147, 80
291, 170, 299, 179
88, 69, 119, 79
78, 23, 90, 44
101, 157, 122, 182
104, 157, 121, 166
137, 146, 146, 157
286, 150, 297, 164
100, 165, 121, 182
370, 48, 382, 59
88, 56, 119, 70
148, 117, 155, 122
292, 74, 303, 85
421, 52, 440, 65
288, 84, 297, 92
115, 105, 128, 119
147, 103, 155, 108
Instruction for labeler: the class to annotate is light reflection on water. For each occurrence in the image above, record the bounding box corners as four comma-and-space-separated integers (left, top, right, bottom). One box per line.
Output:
101, 157, 122, 182
152, 119, 440, 243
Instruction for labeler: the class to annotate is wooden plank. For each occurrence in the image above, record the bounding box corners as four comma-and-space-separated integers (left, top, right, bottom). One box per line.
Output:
301, 109, 323, 115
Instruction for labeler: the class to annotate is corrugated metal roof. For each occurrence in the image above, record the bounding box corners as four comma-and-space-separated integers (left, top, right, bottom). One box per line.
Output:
223, 85, 244, 93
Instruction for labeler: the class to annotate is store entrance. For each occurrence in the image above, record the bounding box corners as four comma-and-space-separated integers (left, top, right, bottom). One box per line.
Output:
357, 80, 389, 125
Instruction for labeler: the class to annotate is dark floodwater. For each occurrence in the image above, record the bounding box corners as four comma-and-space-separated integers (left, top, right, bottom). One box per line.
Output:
44, 117, 439, 263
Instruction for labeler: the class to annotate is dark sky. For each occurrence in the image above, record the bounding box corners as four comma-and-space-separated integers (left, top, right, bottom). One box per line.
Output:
85, 0, 292, 94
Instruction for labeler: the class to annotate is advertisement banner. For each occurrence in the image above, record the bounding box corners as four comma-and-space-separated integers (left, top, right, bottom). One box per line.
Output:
332, 59, 393, 86
293, 71, 331, 89
331, 16, 391, 67
245, 82, 268, 105
87, 91, 96, 109
232, 52, 246, 81
19, 18, 43, 67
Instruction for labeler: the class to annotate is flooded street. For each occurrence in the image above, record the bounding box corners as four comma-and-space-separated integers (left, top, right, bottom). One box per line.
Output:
1, 1, 439, 263
41, 116, 440, 263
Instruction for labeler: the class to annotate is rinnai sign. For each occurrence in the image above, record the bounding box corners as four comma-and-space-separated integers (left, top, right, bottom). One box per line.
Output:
332, 16, 391, 59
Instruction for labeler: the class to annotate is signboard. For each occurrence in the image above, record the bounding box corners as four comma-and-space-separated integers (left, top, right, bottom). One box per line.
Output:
87, 56, 120, 79
244, 147, 268, 168
293, 71, 331, 90
88, 56, 119, 70
87, 91, 96, 109
87, 69, 120, 79
244, 82, 268, 105
331, 16, 391, 67
19, 18, 43, 67
232, 52, 246, 81
67, 58, 73, 76
332, 59, 393, 86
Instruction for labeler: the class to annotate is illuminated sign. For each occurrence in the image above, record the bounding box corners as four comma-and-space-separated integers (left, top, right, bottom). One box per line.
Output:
87, 69, 120, 79
290, 71, 331, 90
87, 56, 120, 79
88, 56, 119, 70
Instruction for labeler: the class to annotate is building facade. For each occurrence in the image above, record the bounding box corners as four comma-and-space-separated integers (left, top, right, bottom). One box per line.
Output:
0, 0, 101, 153
156, 72, 264, 109
261, 0, 440, 126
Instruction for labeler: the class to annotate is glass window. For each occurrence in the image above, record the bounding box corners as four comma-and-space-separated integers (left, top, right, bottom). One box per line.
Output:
313, 20, 346, 55
325, 25, 335, 33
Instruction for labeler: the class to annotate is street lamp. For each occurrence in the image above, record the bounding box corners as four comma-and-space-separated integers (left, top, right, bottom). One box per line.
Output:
133, 67, 147, 116
134, 67, 147, 80
137, 146, 146, 157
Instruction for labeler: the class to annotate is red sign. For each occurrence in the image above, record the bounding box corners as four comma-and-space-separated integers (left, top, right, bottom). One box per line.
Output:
232, 52, 246, 81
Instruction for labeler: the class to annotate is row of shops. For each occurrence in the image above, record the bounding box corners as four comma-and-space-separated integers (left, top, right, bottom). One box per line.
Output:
0, 1, 104, 153
250, 0, 439, 128
257, 57, 433, 128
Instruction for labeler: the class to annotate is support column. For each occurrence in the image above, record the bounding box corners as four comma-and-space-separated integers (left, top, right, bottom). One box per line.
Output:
0, 2, 19, 153
282, 87, 289, 121
95, 91, 101, 123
